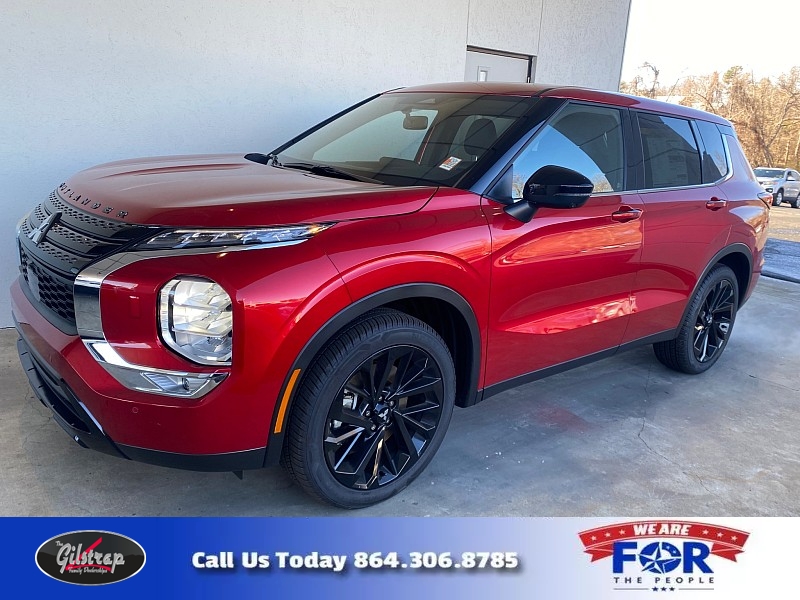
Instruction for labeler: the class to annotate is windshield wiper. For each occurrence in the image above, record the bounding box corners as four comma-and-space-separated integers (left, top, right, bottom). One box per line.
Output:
281, 162, 382, 184
244, 152, 283, 166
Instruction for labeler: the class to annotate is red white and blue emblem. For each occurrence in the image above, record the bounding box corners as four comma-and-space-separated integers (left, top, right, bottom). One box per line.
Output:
579, 521, 749, 593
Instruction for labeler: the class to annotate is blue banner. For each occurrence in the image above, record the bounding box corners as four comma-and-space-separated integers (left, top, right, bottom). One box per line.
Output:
3, 517, 789, 598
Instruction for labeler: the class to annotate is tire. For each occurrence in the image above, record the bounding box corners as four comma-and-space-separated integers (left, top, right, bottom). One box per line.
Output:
284, 309, 456, 508
653, 264, 738, 374
773, 189, 784, 206
792, 193, 800, 209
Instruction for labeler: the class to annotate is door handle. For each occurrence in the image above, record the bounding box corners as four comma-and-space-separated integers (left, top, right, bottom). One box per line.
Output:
706, 197, 727, 210
611, 207, 642, 222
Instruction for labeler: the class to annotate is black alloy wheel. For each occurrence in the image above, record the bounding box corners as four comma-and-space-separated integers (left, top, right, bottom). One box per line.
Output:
283, 309, 455, 508
324, 345, 444, 490
691, 278, 735, 364
653, 264, 739, 374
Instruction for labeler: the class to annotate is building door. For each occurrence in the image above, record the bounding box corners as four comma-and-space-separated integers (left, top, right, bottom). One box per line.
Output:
465, 46, 534, 83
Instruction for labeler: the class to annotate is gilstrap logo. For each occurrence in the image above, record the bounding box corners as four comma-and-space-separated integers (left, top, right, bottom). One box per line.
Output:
35, 530, 145, 585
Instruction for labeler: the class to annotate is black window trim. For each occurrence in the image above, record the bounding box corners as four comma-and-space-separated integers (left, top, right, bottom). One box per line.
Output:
693, 119, 732, 185
469, 96, 565, 198
631, 109, 733, 194
482, 99, 635, 202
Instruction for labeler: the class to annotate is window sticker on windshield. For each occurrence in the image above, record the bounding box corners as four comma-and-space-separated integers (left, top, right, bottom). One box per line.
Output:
438, 156, 463, 171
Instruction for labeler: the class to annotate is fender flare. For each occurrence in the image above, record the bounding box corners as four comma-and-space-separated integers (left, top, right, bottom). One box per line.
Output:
675, 243, 753, 333
264, 283, 482, 465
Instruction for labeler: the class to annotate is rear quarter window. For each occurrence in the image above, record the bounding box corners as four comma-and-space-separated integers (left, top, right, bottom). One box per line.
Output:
695, 120, 729, 183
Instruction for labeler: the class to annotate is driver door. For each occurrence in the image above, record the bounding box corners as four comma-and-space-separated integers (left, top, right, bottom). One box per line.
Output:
482, 102, 642, 389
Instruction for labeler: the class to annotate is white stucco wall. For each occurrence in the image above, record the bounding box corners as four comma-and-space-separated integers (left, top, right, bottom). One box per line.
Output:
0, 0, 630, 327
535, 0, 632, 88
466, 0, 544, 56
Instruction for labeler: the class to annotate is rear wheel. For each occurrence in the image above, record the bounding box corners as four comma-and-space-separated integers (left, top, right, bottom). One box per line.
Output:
653, 265, 738, 374
773, 189, 784, 206
284, 309, 455, 508
792, 192, 800, 209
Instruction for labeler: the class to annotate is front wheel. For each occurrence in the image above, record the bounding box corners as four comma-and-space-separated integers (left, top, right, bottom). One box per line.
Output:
284, 309, 456, 508
773, 189, 784, 206
653, 265, 738, 374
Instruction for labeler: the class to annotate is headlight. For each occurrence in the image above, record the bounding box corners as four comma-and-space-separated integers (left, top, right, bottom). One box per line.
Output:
159, 277, 233, 365
138, 224, 332, 250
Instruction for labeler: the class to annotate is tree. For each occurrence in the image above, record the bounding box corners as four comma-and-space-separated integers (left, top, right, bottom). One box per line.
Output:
621, 66, 800, 170
620, 62, 662, 99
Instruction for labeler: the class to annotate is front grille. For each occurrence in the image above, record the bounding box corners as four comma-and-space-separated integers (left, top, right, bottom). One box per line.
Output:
19, 243, 76, 322
17, 187, 153, 331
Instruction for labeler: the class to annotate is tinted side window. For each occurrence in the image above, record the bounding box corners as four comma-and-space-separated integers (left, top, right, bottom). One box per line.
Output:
510, 103, 625, 198
638, 113, 701, 189
695, 120, 729, 183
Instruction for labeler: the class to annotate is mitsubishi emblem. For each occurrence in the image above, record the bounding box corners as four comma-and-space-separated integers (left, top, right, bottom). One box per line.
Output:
28, 212, 60, 245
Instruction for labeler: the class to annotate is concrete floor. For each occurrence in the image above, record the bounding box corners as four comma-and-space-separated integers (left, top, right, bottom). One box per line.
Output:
1, 277, 799, 517
767, 202, 800, 243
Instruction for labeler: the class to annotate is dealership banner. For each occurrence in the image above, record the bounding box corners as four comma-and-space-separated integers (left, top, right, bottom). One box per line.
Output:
2, 517, 794, 598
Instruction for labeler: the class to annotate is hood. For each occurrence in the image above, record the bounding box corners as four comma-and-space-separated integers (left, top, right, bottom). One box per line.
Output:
61, 154, 437, 227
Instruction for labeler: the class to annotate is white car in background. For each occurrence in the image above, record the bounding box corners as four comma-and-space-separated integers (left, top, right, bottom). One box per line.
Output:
754, 167, 800, 207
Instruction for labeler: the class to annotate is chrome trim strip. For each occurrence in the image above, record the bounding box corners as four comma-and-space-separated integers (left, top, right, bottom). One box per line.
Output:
77, 400, 105, 434
635, 132, 734, 195
719, 133, 734, 184
74, 241, 300, 398
75, 241, 304, 338
83, 340, 226, 399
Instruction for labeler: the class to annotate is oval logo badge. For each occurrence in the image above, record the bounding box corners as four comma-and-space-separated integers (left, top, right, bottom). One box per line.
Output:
35, 530, 145, 585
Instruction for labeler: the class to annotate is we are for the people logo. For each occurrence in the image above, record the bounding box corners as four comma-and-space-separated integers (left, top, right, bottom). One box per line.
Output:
578, 521, 749, 593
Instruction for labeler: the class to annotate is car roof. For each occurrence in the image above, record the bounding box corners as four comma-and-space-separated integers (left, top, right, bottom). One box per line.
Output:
391, 82, 731, 126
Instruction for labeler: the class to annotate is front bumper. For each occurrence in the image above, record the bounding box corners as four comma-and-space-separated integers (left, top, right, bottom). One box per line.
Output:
12, 279, 267, 472
17, 333, 123, 458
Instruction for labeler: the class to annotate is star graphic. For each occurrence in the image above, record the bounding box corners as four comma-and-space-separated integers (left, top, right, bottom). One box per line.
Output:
619, 529, 626, 535
731, 535, 738, 541
702, 529, 709, 535
639, 542, 682, 574
652, 587, 659, 592
661, 587, 667, 592
669, 588, 675, 592
605, 532, 612, 538
717, 532, 724, 538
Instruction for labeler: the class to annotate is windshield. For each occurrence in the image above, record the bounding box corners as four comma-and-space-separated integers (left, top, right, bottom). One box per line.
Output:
754, 168, 784, 178
272, 92, 537, 187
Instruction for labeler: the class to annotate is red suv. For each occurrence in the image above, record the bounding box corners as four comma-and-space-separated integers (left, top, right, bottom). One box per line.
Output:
13, 83, 769, 507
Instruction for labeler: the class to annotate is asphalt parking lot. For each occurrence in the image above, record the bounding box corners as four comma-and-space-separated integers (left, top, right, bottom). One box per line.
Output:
2, 269, 799, 517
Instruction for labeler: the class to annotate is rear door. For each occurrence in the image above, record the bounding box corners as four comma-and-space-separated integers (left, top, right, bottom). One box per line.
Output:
482, 102, 643, 388
623, 113, 733, 343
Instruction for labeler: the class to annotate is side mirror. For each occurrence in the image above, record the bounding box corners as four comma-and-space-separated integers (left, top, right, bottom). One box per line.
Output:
504, 165, 594, 222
